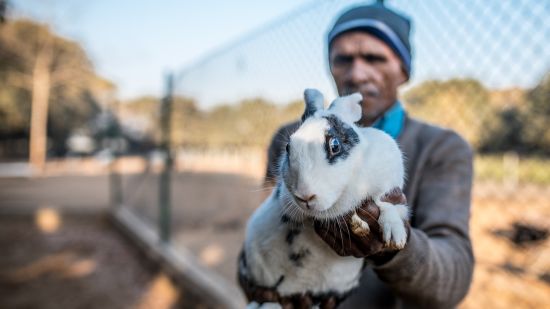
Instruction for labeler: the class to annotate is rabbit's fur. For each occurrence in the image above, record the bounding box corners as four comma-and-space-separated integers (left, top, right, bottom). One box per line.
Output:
243, 89, 408, 308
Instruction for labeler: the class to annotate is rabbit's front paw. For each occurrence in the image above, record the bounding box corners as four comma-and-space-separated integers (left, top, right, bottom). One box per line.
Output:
378, 207, 407, 249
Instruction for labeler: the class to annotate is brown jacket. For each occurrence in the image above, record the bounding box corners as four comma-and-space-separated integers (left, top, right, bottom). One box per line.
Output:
265, 115, 474, 308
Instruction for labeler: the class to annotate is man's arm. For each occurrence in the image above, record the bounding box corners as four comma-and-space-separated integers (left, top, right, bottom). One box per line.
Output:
373, 131, 474, 307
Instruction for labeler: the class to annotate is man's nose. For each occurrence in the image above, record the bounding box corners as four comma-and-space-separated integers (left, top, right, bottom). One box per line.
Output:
349, 59, 373, 85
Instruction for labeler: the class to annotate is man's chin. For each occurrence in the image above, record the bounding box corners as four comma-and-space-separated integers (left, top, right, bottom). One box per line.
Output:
358, 111, 383, 126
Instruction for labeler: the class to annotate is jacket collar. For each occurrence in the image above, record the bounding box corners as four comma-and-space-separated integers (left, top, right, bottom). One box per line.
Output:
372, 101, 405, 140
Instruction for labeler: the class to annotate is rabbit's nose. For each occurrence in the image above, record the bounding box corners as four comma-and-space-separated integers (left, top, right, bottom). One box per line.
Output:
294, 194, 316, 203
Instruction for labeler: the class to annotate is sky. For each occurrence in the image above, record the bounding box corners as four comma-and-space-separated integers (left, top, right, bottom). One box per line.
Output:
175, 0, 550, 107
10, 0, 312, 99
9, 0, 550, 108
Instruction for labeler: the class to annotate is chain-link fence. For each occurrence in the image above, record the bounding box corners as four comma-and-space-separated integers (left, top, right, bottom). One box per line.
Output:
114, 0, 550, 306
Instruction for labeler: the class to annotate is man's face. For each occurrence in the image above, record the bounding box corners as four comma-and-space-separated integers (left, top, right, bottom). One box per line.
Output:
329, 31, 407, 126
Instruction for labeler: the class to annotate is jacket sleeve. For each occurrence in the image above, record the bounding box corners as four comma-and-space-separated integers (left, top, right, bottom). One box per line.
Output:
373, 131, 475, 308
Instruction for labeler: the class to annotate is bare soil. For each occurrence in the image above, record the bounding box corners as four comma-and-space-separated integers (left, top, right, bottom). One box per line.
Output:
159, 173, 550, 308
0, 214, 209, 309
1, 168, 549, 308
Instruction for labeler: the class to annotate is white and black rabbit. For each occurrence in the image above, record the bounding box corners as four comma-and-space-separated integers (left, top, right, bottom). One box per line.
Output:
241, 89, 408, 308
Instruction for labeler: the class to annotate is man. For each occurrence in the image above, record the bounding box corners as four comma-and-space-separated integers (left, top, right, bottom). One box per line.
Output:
242, 4, 474, 308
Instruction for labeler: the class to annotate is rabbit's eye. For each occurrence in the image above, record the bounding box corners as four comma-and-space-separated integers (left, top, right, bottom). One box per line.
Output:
329, 137, 341, 155
286, 143, 290, 153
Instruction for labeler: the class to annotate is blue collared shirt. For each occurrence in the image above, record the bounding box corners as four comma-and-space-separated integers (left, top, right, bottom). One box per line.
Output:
372, 101, 405, 140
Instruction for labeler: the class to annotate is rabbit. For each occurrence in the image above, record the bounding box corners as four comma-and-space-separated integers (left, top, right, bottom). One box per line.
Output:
241, 88, 408, 308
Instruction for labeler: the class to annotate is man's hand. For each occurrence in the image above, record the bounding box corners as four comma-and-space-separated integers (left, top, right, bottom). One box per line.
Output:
314, 189, 409, 262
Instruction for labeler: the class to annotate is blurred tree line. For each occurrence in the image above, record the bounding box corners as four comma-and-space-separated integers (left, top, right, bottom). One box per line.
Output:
0, 18, 115, 164
1, 12, 548, 161
120, 96, 303, 150
403, 76, 550, 156
121, 73, 549, 156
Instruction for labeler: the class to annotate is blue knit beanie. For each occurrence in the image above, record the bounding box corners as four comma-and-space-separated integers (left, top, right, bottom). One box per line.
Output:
327, 4, 412, 77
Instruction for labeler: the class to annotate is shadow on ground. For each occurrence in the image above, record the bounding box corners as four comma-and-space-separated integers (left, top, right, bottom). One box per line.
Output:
0, 213, 210, 309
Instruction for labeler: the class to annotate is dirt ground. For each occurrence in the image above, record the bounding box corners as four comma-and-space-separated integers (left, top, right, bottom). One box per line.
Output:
1, 169, 549, 308
462, 190, 550, 308
0, 213, 209, 309
117, 171, 265, 285
146, 173, 550, 308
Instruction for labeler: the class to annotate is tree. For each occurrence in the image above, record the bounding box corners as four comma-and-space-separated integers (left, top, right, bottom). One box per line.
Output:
0, 19, 114, 169
119, 95, 305, 150
478, 106, 526, 153
0, 0, 6, 24
403, 78, 490, 148
523, 72, 550, 154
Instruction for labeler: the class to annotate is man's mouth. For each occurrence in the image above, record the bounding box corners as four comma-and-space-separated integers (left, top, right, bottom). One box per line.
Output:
343, 85, 379, 98
361, 85, 380, 98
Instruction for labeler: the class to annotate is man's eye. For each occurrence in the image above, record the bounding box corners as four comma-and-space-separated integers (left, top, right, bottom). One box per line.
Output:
363, 54, 387, 63
332, 55, 353, 66
329, 137, 341, 155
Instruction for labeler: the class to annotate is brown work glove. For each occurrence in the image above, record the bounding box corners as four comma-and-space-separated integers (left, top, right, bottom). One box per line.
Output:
314, 188, 410, 263
237, 250, 338, 309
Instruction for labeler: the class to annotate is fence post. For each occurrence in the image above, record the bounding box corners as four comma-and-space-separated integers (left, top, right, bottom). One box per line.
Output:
109, 100, 123, 210
159, 72, 174, 243
503, 151, 519, 193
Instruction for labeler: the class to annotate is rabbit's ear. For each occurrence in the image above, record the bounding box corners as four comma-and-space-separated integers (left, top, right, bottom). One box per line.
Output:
329, 93, 362, 123
302, 88, 324, 122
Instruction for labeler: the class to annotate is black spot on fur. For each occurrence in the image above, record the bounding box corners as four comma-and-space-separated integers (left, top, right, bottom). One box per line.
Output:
237, 249, 252, 292
301, 108, 316, 122
238, 249, 247, 267
274, 275, 285, 288
280, 212, 302, 225
301, 90, 322, 122
289, 248, 311, 267
323, 115, 360, 164
285, 228, 301, 244
281, 214, 290, 224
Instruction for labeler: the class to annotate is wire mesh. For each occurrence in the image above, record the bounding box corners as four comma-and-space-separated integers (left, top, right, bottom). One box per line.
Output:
117, 0, 550, 306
